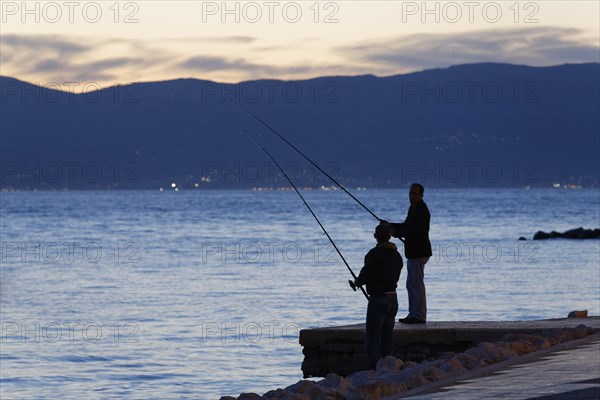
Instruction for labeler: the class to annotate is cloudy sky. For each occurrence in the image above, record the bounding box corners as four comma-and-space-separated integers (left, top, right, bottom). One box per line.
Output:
1, 1, 598, 89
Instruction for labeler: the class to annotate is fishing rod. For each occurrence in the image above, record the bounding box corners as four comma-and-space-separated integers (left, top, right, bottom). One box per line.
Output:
233, 101, 382, 222
244, 130, 369, 301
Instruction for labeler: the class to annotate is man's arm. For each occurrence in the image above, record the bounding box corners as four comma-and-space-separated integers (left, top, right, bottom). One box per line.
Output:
382, 217, 410, 239
391, 205, 429, 239
390, 222, 405, 239
380, 219, 404, 239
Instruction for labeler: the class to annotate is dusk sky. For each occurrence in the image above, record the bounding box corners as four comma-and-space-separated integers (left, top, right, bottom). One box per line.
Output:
1, 1, 599, 90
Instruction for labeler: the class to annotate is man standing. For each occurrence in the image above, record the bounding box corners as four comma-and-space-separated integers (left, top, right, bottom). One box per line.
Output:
387, 183, 432, 324
352, 224, 403, 370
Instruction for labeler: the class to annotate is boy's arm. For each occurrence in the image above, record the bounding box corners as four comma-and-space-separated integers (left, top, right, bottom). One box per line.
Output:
354, 251, 373, 287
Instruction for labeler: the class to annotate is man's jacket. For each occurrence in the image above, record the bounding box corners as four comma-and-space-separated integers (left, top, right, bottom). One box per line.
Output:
391, 201, 432, 259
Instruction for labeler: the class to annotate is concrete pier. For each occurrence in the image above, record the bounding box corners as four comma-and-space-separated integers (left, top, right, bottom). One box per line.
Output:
299, 317, 600, 378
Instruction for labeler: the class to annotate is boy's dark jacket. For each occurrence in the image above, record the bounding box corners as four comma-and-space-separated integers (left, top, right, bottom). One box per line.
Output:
355, 241, 403, 296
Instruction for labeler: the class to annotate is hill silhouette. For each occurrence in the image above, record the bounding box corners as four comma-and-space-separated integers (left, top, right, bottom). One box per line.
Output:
1, 63, 598, 189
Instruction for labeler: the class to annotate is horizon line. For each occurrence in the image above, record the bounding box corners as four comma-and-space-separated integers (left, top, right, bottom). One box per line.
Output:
2, 61, 599, 93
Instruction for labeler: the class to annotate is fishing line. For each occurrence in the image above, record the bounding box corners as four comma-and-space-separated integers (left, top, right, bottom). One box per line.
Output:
244, 130, 369, 300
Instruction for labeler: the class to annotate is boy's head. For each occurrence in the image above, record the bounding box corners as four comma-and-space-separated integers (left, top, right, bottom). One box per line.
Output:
374, 223, 391, 243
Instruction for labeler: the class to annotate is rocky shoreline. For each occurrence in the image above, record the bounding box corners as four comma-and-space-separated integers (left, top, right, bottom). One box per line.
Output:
220, 324, 595, 400
518, 227, 600, 240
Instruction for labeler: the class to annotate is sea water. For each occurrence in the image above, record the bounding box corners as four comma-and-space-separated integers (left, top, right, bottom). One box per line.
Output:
1, 189, 599, 399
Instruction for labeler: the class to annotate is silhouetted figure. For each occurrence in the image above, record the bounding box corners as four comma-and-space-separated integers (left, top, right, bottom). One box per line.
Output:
384, 183, 432, 324
352, 224, 403, 370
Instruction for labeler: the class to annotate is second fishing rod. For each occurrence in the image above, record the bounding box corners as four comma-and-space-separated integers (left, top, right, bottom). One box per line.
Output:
244, 130, 370, 300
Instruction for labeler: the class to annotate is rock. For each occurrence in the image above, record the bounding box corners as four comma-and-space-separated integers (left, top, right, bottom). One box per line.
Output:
238, 394, 263, 400
449, 352, 480, 370
561, 228, 600, 239
219, 397, 238, 400
347, 381, 407, 400
533, 230, 551, 240
402, 369, 434, 389
568, 310, 588, 318
317, 373, 353, 394
563, 227, 585, 238
374, 361, 449, 391
500, 332, 539, 344
545, 325, 594, 343
533, 227, 600, 240
420, 365, 451, 385
575, 325, 594, 338
573, 324, 594, 336
464, 341, 518, 365
263, 388, 288, 399
506, 340, 534, 355
423, 359, 442, 368
440, 357, 470, 376
376, 356, 404, 376
346, 370, 375, 387
375, 369, 416, 386
306, 383, 347, 400
518, 236, 527, 240
534, 230, 562, 239
285, 380, 316, 394
530, 337, 552, 351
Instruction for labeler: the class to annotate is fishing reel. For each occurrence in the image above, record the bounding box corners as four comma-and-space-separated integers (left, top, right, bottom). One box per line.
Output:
348, 280, 357, 291
349, 280, 369, 299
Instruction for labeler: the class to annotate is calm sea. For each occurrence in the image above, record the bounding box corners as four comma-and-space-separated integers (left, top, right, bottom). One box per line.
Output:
1, 189, 599, 399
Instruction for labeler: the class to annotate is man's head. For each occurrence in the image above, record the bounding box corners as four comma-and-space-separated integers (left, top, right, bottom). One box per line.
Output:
409, 183, 424, 205
374, 223, 391, 243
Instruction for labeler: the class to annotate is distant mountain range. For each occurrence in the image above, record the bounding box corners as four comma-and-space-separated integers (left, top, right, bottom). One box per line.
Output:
1, 63, 598, 189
